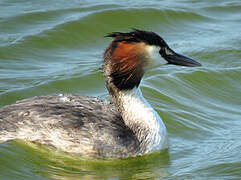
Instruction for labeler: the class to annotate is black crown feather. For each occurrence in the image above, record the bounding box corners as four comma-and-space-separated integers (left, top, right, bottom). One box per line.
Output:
105, 28, 168, 47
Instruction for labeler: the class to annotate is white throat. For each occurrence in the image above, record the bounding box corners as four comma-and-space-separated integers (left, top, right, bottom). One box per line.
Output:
117, 88, 168, 153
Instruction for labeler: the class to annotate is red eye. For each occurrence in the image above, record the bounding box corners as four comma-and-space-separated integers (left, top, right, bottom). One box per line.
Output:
159, 48, 164, 55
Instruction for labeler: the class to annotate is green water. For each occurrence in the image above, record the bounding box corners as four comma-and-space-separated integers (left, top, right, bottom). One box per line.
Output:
0, 0, 241, 179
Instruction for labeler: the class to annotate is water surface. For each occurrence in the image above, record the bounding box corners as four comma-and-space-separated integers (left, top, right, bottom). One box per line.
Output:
0, 0, 241, 179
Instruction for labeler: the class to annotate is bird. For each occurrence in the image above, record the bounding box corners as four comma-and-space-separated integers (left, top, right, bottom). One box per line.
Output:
0, 29, 201, 158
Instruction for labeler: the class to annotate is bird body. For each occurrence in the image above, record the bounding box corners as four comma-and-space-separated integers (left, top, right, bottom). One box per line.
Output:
0, 29, 201, 158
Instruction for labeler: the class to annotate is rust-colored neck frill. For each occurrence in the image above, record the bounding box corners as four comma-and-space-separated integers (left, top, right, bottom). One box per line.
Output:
103, 41, 148, 91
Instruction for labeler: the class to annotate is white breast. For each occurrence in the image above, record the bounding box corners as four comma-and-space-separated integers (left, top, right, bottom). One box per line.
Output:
118, 88, 168, 152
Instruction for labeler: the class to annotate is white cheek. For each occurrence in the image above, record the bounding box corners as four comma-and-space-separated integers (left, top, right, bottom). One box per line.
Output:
146, 45, 167, 67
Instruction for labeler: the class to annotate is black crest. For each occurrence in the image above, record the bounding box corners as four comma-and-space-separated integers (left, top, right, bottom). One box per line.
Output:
105, 28, 168, 47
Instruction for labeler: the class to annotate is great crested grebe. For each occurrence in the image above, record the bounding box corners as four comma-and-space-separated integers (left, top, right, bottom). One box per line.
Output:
0, 29, 201, 158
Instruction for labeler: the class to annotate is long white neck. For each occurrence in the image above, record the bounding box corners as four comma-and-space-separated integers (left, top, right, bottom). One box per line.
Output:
115, 88, 168, 153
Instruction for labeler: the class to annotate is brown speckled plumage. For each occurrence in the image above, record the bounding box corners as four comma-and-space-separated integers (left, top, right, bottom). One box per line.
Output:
0, 94, 140, 158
